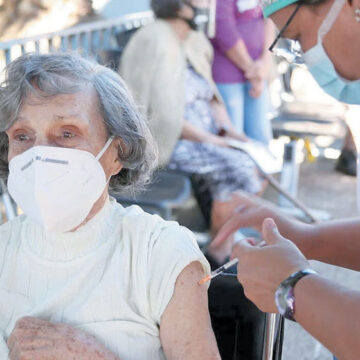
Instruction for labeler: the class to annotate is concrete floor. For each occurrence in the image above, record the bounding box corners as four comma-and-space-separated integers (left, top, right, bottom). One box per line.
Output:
174, 153, 359, 359
280, 156, 359, 360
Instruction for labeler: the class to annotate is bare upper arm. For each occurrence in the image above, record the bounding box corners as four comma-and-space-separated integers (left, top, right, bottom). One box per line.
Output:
159, 261, 220, 360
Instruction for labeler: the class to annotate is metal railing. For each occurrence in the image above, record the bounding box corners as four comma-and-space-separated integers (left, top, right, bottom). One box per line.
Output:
0, 11, 154, 69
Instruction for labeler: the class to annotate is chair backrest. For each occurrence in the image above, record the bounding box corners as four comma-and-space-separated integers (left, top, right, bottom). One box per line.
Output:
115, 28, 140, 51
113, 170, 192, 220
96, 49, 123, 71
96, 25, 143, 71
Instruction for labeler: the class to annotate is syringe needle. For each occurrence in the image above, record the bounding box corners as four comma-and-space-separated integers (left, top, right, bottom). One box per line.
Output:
198, 258, 239, 285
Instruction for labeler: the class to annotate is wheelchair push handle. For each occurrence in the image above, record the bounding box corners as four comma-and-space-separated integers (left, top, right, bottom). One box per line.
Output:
263, 313, 282, 360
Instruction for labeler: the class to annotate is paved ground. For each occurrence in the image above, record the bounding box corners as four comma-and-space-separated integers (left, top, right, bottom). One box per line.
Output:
264, 66, 358, 359
280, 156, 359, 360
178, 153, 358, 359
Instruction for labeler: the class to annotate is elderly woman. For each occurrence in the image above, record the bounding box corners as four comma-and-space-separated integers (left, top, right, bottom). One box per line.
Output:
121, 0, 265, 266
0, 53, 220, 360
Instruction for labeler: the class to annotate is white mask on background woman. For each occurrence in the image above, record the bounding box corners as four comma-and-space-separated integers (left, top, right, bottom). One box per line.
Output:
7, 137, 114, 233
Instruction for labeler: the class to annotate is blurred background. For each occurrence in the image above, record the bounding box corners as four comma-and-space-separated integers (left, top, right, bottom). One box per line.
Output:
0, 1, 359, 359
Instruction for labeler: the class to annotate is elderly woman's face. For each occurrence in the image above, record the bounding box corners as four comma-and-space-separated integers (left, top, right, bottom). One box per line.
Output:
5, 86, 122, 178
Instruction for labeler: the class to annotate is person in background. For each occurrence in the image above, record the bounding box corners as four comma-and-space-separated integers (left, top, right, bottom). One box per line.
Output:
213, 0, 360, 358
120, 0, 265, 266
211, 0, 275, 145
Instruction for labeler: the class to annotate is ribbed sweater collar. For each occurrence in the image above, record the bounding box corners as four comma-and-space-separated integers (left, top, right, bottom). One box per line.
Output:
22, 197, 118, 262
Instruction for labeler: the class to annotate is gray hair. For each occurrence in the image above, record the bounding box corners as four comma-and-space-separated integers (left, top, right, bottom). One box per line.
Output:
0, 52, 158, 195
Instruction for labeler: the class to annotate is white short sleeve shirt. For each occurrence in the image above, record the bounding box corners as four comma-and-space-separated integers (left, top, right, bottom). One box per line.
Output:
0, 198, 210, 360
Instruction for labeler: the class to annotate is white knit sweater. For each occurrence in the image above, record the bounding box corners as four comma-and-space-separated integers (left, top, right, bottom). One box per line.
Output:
0, 197, 209, 359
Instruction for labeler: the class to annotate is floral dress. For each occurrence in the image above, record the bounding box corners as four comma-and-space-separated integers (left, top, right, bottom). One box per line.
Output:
167, 64, 262, 201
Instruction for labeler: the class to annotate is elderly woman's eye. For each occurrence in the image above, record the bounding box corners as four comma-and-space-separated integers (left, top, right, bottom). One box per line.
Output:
14, 134, 30, 141
62, 131, 75, 139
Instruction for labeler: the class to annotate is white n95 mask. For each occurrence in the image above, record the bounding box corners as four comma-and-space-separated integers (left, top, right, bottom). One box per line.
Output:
7, 136, 114, 233
303, 0, 360, 105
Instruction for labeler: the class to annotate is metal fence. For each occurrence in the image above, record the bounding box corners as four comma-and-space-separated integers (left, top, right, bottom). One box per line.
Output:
0, 11, 154, 70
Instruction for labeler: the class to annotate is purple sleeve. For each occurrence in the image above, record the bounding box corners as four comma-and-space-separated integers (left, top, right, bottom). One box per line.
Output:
213, 0, 241, 53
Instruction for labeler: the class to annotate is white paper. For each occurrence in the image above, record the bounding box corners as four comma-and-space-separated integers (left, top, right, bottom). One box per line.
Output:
228, 139, 283, 174
237, 0, 258, 12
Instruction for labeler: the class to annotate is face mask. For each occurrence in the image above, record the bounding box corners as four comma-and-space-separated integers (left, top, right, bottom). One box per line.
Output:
181, 4, 210, 31
180, 0, 216, 37
303, 0, 360, 105
7, 136, 114, 233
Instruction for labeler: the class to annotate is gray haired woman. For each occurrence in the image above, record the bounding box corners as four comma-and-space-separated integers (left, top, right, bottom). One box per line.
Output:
0, 53, 220, 360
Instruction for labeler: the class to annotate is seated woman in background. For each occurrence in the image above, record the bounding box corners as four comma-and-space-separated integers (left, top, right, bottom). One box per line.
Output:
120, 0, 265, 266
0, 52, 220, 360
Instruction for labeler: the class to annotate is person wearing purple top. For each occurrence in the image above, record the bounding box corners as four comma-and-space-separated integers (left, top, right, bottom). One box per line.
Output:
211, 0, 275, 144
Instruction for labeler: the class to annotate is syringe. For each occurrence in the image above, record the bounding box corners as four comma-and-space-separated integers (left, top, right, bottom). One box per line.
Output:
198, 258, 239, 285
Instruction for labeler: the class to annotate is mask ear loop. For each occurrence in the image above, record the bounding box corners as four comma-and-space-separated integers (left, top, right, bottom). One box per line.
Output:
95, 136, 116, 185
318, 0, 345, 40
96, 136, 115, 161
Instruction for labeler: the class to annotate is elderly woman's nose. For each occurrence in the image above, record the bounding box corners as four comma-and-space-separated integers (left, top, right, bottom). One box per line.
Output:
33, 136, 52, 147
